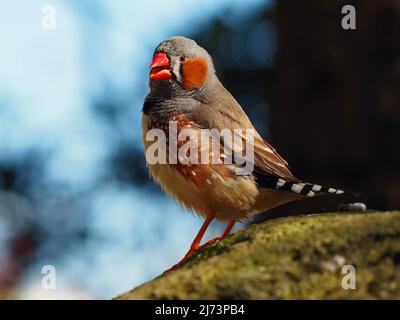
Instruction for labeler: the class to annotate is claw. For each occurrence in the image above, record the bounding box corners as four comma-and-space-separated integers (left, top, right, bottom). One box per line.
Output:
164, 219, 235, 273
164, 245, 201, 272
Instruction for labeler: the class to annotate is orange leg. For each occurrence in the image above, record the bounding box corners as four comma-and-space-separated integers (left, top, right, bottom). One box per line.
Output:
166, 218, 235, 272
166, 214, 214, 272
199, 220, 235, 249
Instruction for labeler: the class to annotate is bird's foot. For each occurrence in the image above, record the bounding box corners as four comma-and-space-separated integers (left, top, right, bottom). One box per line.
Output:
198, 236, 223, 249
164, 237, 223, 273
163, 245, 201, 273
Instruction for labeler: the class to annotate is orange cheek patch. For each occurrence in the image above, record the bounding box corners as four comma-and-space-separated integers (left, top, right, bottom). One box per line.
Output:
182, 58, 208, 90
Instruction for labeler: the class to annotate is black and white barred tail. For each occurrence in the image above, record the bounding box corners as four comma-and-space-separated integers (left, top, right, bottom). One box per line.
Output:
255, 174, 347, 198
273, 178, 345, 197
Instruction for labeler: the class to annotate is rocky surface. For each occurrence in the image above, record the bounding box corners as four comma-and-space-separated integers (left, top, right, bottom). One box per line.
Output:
116, 211, 400, 299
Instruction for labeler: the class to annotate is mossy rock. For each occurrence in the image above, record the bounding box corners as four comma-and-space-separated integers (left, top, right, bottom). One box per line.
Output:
116, 211, 400, 299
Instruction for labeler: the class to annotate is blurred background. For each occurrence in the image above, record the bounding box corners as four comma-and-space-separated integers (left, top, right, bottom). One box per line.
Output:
0, 0, 399, 299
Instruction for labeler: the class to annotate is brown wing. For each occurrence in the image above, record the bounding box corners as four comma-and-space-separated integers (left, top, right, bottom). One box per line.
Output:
252, 135, 300, 181
190, 81, 300, 182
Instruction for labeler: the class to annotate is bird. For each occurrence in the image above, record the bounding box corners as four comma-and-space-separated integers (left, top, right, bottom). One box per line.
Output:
142, 36, 350, 270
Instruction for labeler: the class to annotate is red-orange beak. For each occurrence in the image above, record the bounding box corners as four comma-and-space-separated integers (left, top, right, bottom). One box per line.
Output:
149, 52, 172, 80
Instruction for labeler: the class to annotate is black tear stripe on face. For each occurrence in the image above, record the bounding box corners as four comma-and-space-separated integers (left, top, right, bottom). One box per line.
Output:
178, 60, 184, 85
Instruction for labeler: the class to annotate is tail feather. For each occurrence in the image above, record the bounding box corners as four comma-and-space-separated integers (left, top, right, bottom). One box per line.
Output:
255, 174, 356, 198
275, 178, 348, 197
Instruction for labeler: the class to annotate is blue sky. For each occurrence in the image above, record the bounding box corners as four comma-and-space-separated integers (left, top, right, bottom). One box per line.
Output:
0, 0, 268, 299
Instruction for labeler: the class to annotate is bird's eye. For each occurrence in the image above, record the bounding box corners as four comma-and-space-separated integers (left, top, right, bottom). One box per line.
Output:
180, 55, 186, 62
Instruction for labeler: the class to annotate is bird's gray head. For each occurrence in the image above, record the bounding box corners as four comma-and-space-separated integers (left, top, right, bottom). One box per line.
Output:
148, 36, 216, 97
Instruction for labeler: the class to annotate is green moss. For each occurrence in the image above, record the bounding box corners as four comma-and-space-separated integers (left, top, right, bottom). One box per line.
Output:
115, 211, 400, 299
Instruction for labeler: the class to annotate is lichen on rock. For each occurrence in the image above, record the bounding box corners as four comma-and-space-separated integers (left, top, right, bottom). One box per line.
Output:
115, 211, 400, 299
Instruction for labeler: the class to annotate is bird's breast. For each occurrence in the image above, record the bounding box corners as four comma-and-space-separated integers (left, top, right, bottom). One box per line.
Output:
141, 113, 260, 221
